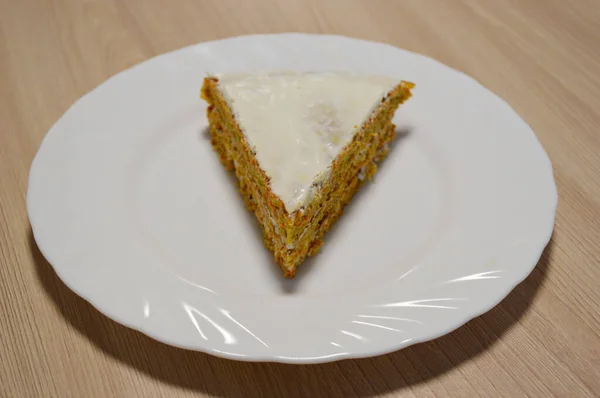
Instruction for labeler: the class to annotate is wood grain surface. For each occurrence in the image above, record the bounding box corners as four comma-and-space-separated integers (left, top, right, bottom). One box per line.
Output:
1, 0, 600, 396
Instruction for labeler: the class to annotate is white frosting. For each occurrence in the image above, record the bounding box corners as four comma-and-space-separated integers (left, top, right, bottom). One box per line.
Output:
215, 71, 397, 213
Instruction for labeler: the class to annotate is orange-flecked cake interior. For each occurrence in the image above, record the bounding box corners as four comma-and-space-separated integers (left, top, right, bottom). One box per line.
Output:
201, 74, 413, 277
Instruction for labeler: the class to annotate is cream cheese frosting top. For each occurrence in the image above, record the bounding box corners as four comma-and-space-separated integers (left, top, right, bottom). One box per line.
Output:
215, 71, 397, 213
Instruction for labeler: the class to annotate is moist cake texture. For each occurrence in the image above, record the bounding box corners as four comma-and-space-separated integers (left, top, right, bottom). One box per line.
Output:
201, 71, 414, 277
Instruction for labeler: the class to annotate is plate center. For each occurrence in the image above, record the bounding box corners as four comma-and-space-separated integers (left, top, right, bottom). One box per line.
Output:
132, 108, 450, 298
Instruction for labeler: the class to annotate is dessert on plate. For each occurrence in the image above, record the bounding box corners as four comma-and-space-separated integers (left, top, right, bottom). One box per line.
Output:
201, 71, 414, 277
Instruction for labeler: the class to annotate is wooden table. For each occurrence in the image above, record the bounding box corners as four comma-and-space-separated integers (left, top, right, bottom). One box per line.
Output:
2, 1, 599, 396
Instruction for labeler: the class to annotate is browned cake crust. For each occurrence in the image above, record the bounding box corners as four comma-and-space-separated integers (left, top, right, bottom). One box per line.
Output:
201, 77, 414, 277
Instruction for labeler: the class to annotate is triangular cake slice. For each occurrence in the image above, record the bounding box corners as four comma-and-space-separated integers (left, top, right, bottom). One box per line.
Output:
201, 71, 414, 277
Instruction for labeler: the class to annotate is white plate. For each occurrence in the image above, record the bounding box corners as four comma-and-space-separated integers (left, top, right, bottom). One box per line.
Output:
28, 33, 557, 364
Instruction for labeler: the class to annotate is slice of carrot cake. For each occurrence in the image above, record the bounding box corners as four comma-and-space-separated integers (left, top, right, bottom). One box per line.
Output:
201, 71, 414, 277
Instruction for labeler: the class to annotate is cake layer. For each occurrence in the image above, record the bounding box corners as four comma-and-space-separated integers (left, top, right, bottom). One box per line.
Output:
201, 74, 414, 277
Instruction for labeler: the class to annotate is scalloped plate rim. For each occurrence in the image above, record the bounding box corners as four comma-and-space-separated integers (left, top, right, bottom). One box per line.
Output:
27, 33, 558, 364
